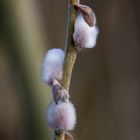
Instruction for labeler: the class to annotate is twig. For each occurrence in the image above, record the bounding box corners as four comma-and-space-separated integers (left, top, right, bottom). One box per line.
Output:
62, 0, 79, 91
55, 0, 79, 140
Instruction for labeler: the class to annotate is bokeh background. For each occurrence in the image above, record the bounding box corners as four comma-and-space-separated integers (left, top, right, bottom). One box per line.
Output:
0, 0, 140, 140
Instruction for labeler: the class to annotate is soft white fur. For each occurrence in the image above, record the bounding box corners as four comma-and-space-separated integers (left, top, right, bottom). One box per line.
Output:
73, 13, 99, 48
46, 101, 76, 131
42, 48, 64, 85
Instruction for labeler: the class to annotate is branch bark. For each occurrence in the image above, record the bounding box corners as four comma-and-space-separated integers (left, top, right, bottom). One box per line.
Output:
55, 0, 79, 140
62, 0, 79, 91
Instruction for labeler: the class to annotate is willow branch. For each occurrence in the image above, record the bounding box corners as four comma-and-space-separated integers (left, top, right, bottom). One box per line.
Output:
55, 0, 79, 140
62, 0, 79, 91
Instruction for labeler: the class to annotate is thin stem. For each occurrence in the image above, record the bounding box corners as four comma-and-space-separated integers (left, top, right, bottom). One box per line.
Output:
62, 48, 77, 91
55, 0, 79, 140
62, 0, 79, 91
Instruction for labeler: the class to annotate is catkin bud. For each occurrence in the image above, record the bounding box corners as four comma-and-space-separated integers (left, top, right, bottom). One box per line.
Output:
73, 4, 99, 49
52, 79, 70, 104
46, 101, 76, 131
65, 132, 75, 140
53, 131, 74, 140
42, 48, 64, 85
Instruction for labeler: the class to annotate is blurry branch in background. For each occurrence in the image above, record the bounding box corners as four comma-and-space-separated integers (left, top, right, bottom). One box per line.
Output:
1, 0, 51, 140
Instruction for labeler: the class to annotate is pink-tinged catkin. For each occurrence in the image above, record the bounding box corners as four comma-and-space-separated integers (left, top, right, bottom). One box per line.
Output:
73, 6, 99, 49
42, 48, 64, 86
46, 101, 76, 131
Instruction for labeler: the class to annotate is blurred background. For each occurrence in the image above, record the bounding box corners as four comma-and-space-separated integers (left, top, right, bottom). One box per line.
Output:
0, 0, 140, 140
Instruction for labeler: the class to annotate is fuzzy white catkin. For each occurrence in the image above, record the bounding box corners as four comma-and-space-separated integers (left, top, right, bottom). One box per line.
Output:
73, 13, 99, 48
42, 48, 64, 85
46, 101, 76, 131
